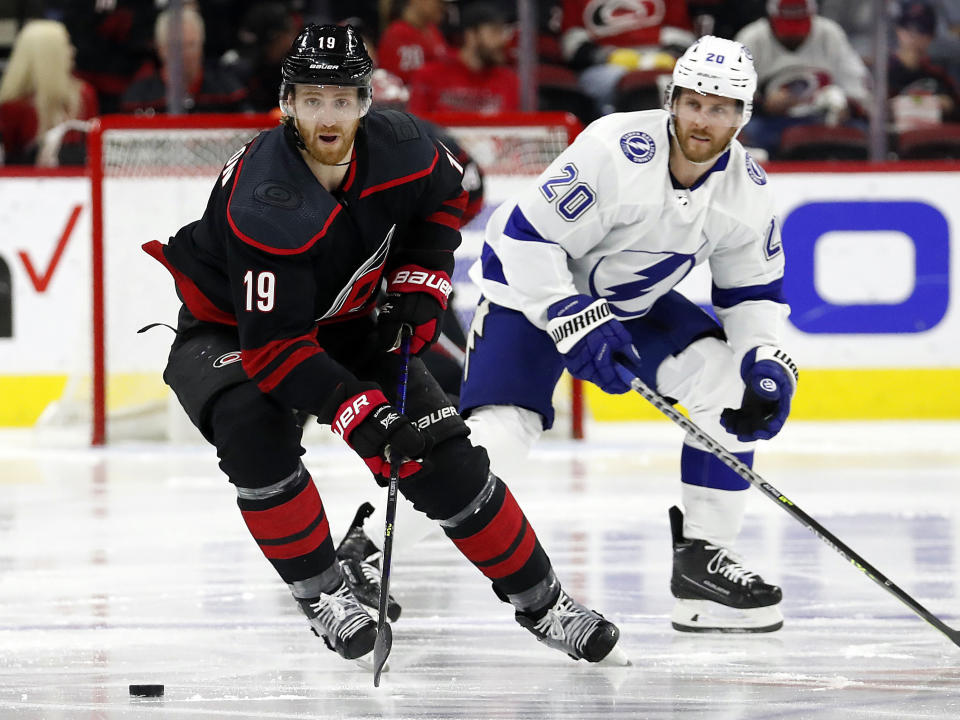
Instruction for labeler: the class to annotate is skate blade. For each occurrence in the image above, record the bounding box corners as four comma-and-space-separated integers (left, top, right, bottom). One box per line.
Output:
353, 650, 388, 673
598, 643, 632, 666
670, 599, 783, 633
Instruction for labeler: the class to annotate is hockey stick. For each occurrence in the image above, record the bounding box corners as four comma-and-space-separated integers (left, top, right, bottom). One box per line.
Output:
618, 364, 960, 648
373, 328, 413, 686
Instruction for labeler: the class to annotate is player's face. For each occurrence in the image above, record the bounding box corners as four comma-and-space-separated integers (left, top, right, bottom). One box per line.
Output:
672, 90, 741, 163
473, 23, 510, 67
291, 85, 365, 165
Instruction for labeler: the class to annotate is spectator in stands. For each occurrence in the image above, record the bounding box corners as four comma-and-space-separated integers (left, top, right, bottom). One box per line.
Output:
54, 0, 157, 114
888, 0, 960, 131
559, 0, 695, 115
735, 0, 870, 158
120, 5, 249, 114
378, 0, 450, 86
0, 18, 98, 165
222, 2, 299, 112
407, 3, 518, 115
0, 0, 45, 73
926, 0, 960, 87
818, 0, 874, 59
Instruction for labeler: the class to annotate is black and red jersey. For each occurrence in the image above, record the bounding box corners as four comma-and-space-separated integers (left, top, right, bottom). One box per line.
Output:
144, 109, 468, 416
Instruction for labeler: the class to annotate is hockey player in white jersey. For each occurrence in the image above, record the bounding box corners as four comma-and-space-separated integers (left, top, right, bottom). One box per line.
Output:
460, 35, 799, 633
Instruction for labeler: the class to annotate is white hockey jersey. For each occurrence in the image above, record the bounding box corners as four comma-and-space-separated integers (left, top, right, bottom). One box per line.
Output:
471, 109, 789, 360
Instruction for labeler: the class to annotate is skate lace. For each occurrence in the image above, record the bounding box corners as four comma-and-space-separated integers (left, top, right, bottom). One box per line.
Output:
309, 585, 370, 641
360, 552, 382, 585
533, 592, 600, 653
705, 546, 757, 586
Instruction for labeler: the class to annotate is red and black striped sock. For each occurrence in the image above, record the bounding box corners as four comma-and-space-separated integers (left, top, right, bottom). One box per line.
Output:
236, 467, 340, 596
440, 474, 557, 613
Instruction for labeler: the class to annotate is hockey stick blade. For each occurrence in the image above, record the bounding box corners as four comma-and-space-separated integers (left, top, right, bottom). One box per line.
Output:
373, 329, 412, 685
372, 620, 392, 687
619, 365, 960, 649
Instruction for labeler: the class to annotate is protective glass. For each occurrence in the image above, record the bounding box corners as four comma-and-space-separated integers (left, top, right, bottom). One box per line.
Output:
286, 84, 370, 122
672, 91, 744, 129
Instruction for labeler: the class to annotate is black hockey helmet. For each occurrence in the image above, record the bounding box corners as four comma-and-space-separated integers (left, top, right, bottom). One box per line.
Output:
281, 23, 373, 89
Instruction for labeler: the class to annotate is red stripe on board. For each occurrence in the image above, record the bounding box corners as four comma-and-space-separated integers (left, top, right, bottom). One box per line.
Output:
451, 487, 524, 563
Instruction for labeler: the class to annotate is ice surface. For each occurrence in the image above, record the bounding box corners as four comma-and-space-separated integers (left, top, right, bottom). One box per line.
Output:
1, 421, 959, 719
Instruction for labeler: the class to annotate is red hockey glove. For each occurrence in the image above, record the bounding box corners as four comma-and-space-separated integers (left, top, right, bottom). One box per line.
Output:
377, 264, 452, 356
329, 381, 430, 484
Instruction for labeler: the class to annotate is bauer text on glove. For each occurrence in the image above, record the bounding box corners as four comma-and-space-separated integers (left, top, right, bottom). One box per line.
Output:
377, 264, 452, 355
329, 381, 429, 483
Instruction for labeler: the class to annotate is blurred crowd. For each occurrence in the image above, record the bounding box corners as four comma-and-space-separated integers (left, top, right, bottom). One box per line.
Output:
2, 0, 960, 166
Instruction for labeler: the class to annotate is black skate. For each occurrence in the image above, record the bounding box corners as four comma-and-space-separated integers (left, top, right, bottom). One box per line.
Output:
297, 581, 377, 660
669, 505, 783, 633
516, 589, 630, 665
336, 502, 402, 622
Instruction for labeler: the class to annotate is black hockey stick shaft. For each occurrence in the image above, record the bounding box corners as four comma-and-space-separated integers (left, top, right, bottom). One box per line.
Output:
623, 370, 960, 648
373, 330, 412, 686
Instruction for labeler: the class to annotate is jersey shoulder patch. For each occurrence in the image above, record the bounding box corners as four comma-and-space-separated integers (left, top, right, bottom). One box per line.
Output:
619, 130, 657, 164
362, 110, 441, 192
371, 108, 422, 143
745, 152, 767, 185
227, 127, 340, 255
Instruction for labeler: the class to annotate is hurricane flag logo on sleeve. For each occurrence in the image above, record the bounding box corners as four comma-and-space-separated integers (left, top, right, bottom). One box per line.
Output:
746, 153, 767, 185
619, 131, 656, 164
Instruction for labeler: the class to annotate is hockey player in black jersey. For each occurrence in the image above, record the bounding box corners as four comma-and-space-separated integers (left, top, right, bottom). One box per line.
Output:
143, 24, 626, 667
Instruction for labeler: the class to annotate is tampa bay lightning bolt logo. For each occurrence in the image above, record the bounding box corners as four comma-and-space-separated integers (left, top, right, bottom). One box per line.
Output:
745, 152, 767, 185
619, 131, 656, 164
589, 250, 695, 315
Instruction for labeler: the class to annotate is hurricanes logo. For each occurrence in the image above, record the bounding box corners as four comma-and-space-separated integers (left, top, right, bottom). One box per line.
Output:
619, 131, 656, 164
213, 351, 242, 368
586, 0, 666, 39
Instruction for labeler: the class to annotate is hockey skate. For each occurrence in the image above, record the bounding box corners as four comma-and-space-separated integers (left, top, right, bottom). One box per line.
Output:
297, 581, 378, 661
516, 589, 630, 665
669, 505, 783, 633
336, 502, 402, 622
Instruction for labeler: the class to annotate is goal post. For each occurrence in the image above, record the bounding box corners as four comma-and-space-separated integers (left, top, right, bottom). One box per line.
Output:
80, 111, 584, 445
86, 113, 277, 445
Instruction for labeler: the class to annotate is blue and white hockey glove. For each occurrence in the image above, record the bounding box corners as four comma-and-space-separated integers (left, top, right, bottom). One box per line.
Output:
546, 295, 642, 395
720, 346, 799, 442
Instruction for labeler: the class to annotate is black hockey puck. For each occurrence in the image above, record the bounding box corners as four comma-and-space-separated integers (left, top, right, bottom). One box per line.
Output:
129, 684, 164, 697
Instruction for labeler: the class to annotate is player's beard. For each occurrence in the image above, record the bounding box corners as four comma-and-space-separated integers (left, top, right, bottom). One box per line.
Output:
476, 44, 505, 69
302, 118, 360, 166
674, 121, 737, 165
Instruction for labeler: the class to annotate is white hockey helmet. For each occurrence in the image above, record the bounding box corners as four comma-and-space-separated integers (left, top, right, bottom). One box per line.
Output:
665, 35, 757, 130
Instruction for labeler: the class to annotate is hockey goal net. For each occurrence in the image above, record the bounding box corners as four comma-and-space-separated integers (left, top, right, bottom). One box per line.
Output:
48, 111, 582, 445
